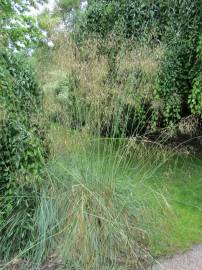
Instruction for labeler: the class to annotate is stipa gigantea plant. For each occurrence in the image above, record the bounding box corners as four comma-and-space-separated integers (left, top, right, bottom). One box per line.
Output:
4, 134, 197, 270
1, 136, 176, 270
43, 135, 175, 270
2, 115, 176, 269
0, 112, 183, 269
48, 34, 164, 137
19, 34, 177, 269
43, 35, 175, 269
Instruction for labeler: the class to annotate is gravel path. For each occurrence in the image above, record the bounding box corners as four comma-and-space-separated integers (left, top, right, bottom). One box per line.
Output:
151, 244, 202, 270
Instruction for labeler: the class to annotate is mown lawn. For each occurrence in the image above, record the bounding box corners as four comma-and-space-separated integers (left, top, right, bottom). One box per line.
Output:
150, 157, 202, 257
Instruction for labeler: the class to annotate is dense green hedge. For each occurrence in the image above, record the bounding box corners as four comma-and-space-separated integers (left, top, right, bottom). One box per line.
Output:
153, 0, 202, 127
82, 0, 202, 42
188, 35, 202, 118
0, 49, 47, 259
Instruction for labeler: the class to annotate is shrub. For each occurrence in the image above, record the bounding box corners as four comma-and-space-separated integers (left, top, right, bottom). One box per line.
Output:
154, 0, 202, 127
79, 0, 165, 43
0, 49, 48, 260
188, 36, 202, 119
0, 48, 42, 115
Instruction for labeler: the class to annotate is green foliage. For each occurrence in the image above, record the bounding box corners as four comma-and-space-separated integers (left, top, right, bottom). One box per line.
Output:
53, 73, 84, 127
52, 0, 85, 28
78, 1, 174, 42
0, 49, 47, 260
37, 11, 61, 38
0, 48, 42, 115
82, 0, 202, 43
188, 36, 202, 118
57, 0, 81, 12
189, 75, 202, 117
0, 0, 46, 49
154, 0, 202, 127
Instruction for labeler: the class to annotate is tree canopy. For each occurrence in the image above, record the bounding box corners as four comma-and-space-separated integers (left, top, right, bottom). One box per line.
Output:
0, 0, 47, 49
